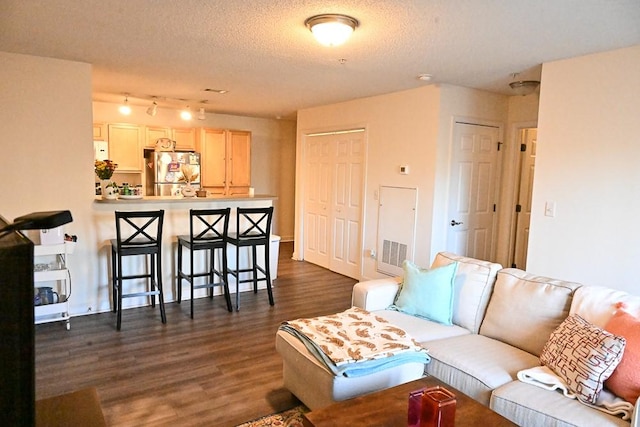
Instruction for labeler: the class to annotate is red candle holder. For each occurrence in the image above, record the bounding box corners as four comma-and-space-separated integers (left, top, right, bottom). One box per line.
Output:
408, 385, 456, 427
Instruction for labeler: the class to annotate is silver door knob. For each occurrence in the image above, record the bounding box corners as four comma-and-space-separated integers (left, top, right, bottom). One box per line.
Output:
450, 220, 463, 226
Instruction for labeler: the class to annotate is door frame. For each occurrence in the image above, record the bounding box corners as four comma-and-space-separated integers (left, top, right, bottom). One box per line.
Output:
293, 125, 368, 278
504, 120, 538, 268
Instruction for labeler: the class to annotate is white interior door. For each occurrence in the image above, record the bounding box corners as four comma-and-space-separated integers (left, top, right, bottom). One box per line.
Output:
512, 128, 537, 269
303, 130, 365, 279
330, 134, 364, 278
446, 122, 500, 261
303, 135, 332, 267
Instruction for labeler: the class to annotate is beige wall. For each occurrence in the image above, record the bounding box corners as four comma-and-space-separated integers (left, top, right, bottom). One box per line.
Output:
296, 86, 441, 279
0, 51, 296, 317
527, 44, 640, 293
296, 84, 513, 280
0, 52, 98, 315
432, 85, 509, 261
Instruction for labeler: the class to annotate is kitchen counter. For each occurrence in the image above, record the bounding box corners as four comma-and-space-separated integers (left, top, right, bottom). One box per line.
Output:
90, 194, 279, 311
94, 194, 277, 204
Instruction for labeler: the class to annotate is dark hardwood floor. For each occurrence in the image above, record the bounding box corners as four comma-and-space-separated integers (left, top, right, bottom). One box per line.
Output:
35, 242, 357, 426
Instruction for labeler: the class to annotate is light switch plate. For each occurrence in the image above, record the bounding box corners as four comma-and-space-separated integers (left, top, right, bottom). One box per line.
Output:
545, 201, 556, 217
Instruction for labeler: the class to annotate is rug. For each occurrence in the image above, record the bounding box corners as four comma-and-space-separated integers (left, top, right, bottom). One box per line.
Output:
235, 405, 308, 427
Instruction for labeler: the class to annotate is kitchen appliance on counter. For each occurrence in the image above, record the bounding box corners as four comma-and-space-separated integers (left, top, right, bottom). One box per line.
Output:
145, 150, 201, 196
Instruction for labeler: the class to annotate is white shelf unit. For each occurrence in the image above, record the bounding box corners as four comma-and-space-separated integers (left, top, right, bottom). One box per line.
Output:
34, 242, 72, 330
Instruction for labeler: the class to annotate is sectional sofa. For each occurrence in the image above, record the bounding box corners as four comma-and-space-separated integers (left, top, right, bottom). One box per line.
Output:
276, 252, 640, 426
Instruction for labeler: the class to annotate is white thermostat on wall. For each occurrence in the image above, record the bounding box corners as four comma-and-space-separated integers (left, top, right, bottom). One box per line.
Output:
399, 165, 410, 175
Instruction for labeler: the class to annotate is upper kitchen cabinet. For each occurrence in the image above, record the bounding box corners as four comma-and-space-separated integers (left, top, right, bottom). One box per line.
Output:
197, 128, 226, 194
197, 128, 251, 195
93, 123, 107, 141
145, 126, 172, 149
173, 127, 196, 151
107, 123, 143, 172
144, 126, 195, 150
227, 130, 251, 195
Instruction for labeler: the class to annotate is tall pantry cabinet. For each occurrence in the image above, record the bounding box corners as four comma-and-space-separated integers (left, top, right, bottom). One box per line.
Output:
197, 129, 251, 195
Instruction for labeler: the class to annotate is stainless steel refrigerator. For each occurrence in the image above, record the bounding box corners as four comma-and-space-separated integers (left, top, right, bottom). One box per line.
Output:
145, 151, 201, 196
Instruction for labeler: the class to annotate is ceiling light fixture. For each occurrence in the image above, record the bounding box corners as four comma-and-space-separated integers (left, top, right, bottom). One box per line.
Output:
118, 94, 131, 115
417, 74, 433, 82
305, 14, 359, 47
180, 106, 192, 121
509, 74, 540, 96
146, 100, 158, 116
197, 107, 206, 120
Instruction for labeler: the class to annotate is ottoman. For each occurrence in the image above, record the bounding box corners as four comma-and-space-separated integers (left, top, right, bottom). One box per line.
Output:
275, 329, 425, 409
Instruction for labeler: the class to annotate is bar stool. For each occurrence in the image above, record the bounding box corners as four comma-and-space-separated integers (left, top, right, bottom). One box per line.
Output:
177, 208, 233, 318
110, 210, 166, 331
227, 206, 275, 311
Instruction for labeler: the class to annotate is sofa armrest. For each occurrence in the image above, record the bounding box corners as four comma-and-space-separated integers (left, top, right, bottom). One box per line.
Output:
351, 277, 402, 311
632, 395, 640, 427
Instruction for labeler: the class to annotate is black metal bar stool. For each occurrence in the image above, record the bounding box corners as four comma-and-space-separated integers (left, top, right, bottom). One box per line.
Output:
227, 206, 275, 311
177, 208, 233, 318
110, 210, 166, 331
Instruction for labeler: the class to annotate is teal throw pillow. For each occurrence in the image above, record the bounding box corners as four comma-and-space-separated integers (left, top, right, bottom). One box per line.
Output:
392, 260, 458, 325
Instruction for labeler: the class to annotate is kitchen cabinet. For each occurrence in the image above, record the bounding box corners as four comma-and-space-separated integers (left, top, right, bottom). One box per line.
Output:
197, 128, 251, 195
34, 243, 73, 330
108, 123, 143, 172
227, 130, 251, 195
145, 126, 172, 149
173, 127, 196, 151
93, 123, 107, 140
144, 126, 195, 150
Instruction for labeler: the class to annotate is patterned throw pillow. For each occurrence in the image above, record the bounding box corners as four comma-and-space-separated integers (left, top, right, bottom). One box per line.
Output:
540, 314, 626, 404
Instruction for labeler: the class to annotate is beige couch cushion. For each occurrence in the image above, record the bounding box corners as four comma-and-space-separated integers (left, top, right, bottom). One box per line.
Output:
479, 268, 581, 356
491, 380, 629, 427
570, 285, 640, 328
425, 334, 539, 406
430, 252, 501, 334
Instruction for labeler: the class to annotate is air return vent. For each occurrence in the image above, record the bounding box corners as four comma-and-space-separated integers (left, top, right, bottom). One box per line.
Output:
376, 186, 417, 276
381, 239, 408, 268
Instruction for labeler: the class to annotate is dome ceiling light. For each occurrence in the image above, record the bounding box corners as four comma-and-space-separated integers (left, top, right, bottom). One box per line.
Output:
509, 73, 540, 96
305, 14, 359, 47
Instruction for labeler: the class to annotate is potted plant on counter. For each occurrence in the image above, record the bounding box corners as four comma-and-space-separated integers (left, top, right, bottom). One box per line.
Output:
95, 159, 118, 199
178, 165, 199, 197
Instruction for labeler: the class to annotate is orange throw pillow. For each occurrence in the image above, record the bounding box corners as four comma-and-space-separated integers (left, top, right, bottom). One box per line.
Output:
605, 310, 640, 403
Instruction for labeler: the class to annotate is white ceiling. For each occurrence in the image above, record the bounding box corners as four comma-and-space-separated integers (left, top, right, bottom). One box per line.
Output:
2, 0, 639, 119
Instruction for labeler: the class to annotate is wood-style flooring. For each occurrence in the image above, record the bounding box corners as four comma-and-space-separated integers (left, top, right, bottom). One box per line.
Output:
34, 242, 357, 426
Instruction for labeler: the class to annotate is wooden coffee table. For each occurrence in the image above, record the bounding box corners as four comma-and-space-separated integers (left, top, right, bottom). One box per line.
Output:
302, 376, 516, 427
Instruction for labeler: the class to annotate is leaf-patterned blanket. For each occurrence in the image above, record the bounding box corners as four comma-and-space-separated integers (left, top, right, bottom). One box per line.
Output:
279, 307, 430, 377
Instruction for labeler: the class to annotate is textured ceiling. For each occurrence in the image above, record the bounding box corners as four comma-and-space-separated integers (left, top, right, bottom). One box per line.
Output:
1, 0, 639, 119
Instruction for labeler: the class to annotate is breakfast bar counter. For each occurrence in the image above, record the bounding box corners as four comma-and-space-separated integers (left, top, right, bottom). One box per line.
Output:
91, 194, 279, 311
93, 194, 277, 204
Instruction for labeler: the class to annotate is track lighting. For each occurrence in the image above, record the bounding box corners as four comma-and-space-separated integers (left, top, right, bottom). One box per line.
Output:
180, 106, 192, 120
197, 107, 206, 120
118, 95, 131, 115
146, 100, 158, 116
